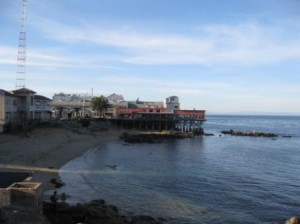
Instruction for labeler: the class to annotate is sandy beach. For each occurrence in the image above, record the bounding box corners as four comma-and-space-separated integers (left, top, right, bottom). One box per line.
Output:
0, 125, 123, 191
0, 124, 166, 223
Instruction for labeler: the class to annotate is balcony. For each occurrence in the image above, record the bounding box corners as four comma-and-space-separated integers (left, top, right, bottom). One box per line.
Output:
34, 105, 52, 111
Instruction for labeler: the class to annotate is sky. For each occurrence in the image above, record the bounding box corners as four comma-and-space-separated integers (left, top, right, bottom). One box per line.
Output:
1, 0, 300, 114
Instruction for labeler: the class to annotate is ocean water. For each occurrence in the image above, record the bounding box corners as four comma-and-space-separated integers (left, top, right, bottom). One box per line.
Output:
58, 115, 300, 223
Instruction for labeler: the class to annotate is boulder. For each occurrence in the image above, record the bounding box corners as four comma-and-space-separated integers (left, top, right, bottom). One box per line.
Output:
285, 217, 299, 224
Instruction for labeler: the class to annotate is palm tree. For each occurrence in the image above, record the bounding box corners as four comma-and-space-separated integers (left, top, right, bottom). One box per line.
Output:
90, 96, 108, 117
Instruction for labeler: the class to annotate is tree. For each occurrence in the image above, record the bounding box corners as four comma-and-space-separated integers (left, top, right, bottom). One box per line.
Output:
91, 96, 108, 117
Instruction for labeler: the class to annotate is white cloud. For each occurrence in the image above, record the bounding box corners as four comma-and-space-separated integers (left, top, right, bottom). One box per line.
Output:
0, 45, 124, 71
31, 18, 300, 66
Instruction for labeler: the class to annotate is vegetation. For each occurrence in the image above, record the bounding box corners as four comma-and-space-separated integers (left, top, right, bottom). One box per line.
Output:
90, 96, 108, 117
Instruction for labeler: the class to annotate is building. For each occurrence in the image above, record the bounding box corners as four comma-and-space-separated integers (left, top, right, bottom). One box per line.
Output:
34, 95, 52, 121
166, 96, 180, 112
109, 96, 206, 132
113, 98, 165, 118
0, 88, 52, 132
0, 90, 18, 132
51, 92, 93, 118
52, 92, 92, 102
106, 93, 124, 103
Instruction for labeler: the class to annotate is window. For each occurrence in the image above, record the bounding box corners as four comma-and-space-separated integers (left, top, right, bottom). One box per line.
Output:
5, 112, 11, 120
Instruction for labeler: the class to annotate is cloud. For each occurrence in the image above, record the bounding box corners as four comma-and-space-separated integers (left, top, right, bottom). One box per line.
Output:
30, 18, 300, 66
0, 45, 124, 71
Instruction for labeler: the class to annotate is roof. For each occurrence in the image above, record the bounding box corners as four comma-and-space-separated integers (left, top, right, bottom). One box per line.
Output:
166, 96, 178, 99
0, 89, 15, 97
127, 101, 164, 108
12, 88, 36, 94
35, 95, 52, 101
133, 112, 173, 115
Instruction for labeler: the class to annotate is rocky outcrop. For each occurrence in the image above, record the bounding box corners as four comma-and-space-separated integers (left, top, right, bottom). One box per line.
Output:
221, 129, 278, 138
43, 199, 165, 224
0, 206, 50, 224
285, 216, 299, 224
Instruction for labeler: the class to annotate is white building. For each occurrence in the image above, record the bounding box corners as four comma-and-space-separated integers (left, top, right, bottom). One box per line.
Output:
166, 96, 180, 113
106, 93, 124, 103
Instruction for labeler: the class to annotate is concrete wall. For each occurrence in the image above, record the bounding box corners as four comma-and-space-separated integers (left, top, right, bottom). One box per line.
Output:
8, 182, 43, 213
0, 182, 43, 214
0, 189, 10, 207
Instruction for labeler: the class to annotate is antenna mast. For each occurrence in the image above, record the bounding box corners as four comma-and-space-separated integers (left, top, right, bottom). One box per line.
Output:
16, 0, 27, 89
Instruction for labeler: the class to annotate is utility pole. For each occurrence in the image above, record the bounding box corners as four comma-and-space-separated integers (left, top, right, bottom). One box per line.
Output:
16, 0, 27, 89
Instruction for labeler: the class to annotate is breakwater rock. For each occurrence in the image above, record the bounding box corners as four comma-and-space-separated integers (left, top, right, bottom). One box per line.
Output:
221, 129, 278, 138
43, 199, 165, 224
120, 131, 194, 143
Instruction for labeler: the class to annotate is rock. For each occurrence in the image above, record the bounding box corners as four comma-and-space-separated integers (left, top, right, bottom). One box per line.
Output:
221, 129, 278, 138
0, 206, 50, 224
286, 217, 299, 224
43, 200, 164, 224
49, 178, 65, 188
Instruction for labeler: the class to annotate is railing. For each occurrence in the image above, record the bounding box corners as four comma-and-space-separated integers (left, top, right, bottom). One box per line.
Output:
34, 105, 52, 111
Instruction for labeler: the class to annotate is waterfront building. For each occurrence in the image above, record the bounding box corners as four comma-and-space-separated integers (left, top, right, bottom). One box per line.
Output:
0, 88, 52, 132
166, 96, 180, 112
110, 96, 206, 132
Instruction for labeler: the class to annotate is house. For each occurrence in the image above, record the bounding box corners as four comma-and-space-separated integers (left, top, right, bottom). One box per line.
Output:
12, 88, 37, 123
0, 90, 19, 132
0, 88, 52, 132
34, 95, 52, 121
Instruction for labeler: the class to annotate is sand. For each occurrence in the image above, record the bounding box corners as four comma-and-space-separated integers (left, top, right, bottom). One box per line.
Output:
0, 126, 123, 191
0, 126, 166, 223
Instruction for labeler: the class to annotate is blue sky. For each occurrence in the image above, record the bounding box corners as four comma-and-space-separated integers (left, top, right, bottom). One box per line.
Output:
1, 0, 300, 114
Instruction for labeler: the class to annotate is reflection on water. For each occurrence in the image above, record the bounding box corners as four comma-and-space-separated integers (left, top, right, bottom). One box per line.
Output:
59, 116, 300, 224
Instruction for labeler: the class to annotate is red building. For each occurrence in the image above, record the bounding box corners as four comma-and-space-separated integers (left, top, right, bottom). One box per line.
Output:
116, 107, 167, 118
174, 110, 206, 121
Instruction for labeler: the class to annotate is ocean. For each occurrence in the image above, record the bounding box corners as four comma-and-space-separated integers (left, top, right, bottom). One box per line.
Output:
58, 115, 300, 223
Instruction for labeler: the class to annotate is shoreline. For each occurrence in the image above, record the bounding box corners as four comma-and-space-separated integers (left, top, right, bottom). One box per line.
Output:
0, 126, 124, 191
0, 125, 166, 223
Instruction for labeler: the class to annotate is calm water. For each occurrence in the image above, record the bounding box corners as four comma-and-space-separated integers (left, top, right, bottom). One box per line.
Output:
59, 115, 300, 223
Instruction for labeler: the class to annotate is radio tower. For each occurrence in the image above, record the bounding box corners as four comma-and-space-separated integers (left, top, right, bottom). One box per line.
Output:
16, 0, 28, 89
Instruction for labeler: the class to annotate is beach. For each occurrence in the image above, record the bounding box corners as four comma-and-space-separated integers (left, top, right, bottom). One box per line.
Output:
0, 124, 167, 224
0, 125, 123, 191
